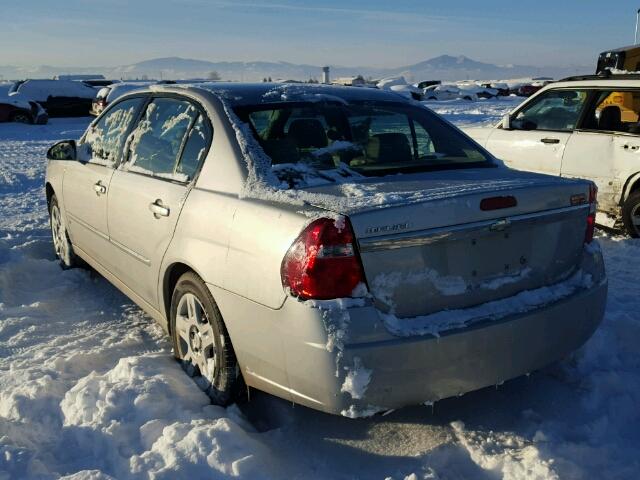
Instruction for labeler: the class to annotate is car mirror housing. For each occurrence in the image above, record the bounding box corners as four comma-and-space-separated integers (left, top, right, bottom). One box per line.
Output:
47, 140, 77, 161
501, 113, 511, 130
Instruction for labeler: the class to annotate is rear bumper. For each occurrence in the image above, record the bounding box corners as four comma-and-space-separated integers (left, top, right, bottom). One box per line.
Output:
336, 278, 606, 416
211, 246, 607, 416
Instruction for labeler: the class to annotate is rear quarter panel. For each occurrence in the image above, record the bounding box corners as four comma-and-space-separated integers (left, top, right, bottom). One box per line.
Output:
159, 90, 319, 311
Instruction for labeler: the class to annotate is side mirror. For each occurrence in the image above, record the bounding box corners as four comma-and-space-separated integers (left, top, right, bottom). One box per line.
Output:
47, 140, 77, 161
501, 114, 511, 130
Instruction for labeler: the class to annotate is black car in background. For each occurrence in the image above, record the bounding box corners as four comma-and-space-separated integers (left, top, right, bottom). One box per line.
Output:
10, 80, 97, 117
0, 98, 48, 124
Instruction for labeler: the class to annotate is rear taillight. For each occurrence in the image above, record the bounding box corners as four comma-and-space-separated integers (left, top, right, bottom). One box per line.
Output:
281, 217, 366, 300
585, 183, 597, 244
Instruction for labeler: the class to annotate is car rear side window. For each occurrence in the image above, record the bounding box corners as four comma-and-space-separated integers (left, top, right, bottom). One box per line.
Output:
125, 98, 199, 181
177, 114, 212, 180
511, 90, 588, 132
580, 90, 640, 134
82, 97, 144, 166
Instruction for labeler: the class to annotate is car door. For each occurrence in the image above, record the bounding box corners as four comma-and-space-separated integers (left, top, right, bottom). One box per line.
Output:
106, 96, 211, 308
562, 89, 640, 219
484, 89, 589, 175
62, 96, 145, 265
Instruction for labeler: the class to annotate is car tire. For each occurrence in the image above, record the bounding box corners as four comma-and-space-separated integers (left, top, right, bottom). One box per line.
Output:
49, 195, 79, 269
621, 190, 640, 237
10, 111, 33, 124
170, 272, 244, 406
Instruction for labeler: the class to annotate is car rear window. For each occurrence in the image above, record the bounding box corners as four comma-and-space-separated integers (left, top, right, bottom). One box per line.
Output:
234, 101, 491, 186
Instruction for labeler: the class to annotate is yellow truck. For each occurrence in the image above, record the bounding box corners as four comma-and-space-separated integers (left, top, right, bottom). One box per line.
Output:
597, 45, 640, 74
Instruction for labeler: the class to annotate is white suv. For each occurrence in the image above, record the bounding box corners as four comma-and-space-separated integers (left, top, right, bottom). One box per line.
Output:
464, 74, 640, 236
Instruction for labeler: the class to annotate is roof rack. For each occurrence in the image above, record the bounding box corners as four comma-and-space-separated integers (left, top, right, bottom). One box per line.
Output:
560, 71, 640, 82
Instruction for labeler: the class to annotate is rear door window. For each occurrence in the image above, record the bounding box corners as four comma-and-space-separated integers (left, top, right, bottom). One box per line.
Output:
511, 90, 588, 132
580, 90, 640, 134
176, 114, 212, 180
82, 97, 145, 166
126, 97, 200, 181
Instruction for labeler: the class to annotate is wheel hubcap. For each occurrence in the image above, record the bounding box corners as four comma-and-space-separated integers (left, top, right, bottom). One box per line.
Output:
51, 206, 67, 260
176, 293, 217, 382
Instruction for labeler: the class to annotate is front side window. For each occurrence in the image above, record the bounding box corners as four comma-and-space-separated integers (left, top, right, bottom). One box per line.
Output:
511, 90, 588, 132
235, 101, 490, 187
581, 90, 640, 134
82, 97, 144, 166
126, 98, 199, 180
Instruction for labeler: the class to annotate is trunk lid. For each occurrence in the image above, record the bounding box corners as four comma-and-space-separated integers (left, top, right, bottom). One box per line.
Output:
302, 167, 591, 318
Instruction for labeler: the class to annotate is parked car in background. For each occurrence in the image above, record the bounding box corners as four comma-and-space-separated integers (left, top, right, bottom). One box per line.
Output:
90, 82, 154, 116
597, 44, 640, 73
415, 80, 441, 89
0, 84, 48, 124
0, 96, 48, 124
10, 79, 97, 117
388, 83, 424, 100
464, 74, 640, 236
517, 83, 544, 97
45, 83, 606, 416
482, 82, 510, 96
457, 82, 499, 99
423, 84, 477, 101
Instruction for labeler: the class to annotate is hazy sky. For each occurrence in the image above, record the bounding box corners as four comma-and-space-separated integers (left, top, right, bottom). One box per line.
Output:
1, 0, 638, 68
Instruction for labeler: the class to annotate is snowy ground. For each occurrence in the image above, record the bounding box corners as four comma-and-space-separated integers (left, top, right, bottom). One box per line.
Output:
1, 98, 639, 480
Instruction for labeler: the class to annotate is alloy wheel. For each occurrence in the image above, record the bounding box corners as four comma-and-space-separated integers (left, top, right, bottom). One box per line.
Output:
50, 204, 68, 262
175, 293, 218, 382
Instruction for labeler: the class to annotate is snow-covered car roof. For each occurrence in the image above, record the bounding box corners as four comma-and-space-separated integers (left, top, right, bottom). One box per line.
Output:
170, 82, 416, 106
1, 88, 35, 110
434, 84, 461, 92
102, 82, 156, 102
13, 79, 98, 101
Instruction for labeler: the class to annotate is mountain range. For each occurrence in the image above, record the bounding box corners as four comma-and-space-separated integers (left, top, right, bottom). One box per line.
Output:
0, 55, 592, 83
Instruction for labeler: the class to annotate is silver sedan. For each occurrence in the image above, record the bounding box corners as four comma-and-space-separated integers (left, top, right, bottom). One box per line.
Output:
45, 83, 607, 416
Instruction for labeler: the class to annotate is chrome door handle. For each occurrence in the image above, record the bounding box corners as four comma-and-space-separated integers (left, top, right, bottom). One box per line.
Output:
93, 181, 107, 195
149, 200, 170, 218
540, 138, 560, 144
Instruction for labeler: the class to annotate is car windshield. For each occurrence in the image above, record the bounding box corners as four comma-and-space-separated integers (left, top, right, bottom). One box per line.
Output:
234, 100, 492, 186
